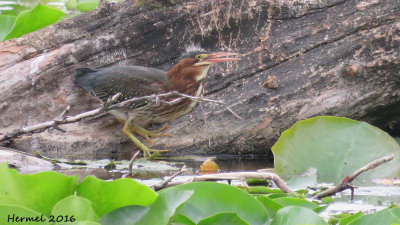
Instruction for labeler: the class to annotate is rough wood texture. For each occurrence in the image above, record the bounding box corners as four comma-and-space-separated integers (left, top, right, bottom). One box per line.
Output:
0, 0, 399, 159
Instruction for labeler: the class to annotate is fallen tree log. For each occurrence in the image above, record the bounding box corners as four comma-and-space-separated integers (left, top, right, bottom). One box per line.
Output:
0, 0, 399, 159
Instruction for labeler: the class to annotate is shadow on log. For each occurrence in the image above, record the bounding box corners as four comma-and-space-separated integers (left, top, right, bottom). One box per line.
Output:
0, 0, 399, 160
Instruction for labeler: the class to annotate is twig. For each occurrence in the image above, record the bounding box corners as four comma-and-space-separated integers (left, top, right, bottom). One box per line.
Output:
0, 93, 121, 143
122, 150, 141, 178
54, 105, 71, 121
152, 171, 294, 193
0, 91, 241, 143
153, 165, 187, 190
172, 92, 243, 120
313, 154, 394, 199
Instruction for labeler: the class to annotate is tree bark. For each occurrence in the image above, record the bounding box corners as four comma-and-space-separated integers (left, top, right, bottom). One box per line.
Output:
0, 0, 399, 159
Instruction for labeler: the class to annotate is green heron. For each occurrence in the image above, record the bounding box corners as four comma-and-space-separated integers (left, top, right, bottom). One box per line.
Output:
75, 48, 240, 157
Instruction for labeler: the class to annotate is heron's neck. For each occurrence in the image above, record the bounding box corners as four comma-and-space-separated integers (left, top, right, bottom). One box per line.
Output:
167, 66, 205, 96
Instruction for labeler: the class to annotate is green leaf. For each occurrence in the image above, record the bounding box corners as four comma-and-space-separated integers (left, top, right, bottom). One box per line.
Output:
100, 189, 193, 225
0, 204, 50, 225
270, 206, 328, 225
76, 0, 99, 12
52, 196, 99, 223
100, 205, 149, 225
163, 182, 268, 225
272, 116, 400, 184
256, 196, 283, 218
321, 196, 335, 204
273, 197, 319, 210
0, 15, 16, 41
247, 186, 283, 194
0, 163, 78, 216
267, 193, 296, 199
77, 176, 157, 217
338, 212, 362, 225
313, 205, 329, 213
4, 4, 64, 40
173, 213, 196, 225
197, 213, 249, 225
348, 207, 400, 225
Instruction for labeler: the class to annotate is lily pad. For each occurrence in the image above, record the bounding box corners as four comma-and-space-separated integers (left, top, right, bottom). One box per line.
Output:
256, 196, 283, 218
272, 116, 400, 184
101, 189, 193, 225
0, 205, 50, 225
52, 196, 99, 223
270, 206, 327, 225
0, 163, 78, 216
273, 197, 318, 210
348, 207, 400, 225
163, 182, 269, 225
197, 212, 249, 225
77, 176, 157, 216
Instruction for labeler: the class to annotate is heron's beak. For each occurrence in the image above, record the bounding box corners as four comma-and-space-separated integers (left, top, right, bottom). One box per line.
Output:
195, 52, 241, 66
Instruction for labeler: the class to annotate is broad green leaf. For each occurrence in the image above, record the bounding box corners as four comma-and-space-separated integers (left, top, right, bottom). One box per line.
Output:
0, 15, 16, 41
272, 116, 400, 184
349, 207, 400, 225
4, 4, 64, 40
52, 196, 99, 223
77, 176, 157, 216
173, 213, 196, 225
313, 205, 329, 213
338, 212, 362, 225
0, 204, 50, 225
267, 193, 296, 199
162, 182, 268, 225
76, 0, 99, 12
197, 213, 249, 225
270, 206, 327, 225
273, 197, 318, 209
101, 189, 193, 225
321, 196, 334, 204
0, 163, 78, 216
256, 196, 283, 218
100, 205, 149, 225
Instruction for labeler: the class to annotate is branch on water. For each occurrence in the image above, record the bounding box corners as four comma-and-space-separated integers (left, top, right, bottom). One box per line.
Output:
152, 171, 294, 193
0, 91, 241, 144
313, 154, 394, 199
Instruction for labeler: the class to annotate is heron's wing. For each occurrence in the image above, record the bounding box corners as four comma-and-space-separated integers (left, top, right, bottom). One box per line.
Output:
75, 66, 169, 103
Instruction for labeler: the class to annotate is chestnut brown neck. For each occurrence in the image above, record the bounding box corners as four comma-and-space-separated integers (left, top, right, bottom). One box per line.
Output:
166, 59, 204, 96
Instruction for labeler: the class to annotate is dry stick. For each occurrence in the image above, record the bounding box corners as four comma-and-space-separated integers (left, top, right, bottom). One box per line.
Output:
122, 150, 141, 178
0, 93, 121, 143
155, 165, 187, 190
0, 91, 241, 143
152, 171, 294, 193
313, 154, 394, 199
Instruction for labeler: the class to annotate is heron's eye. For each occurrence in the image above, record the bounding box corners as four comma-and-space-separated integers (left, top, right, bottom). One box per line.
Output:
195, 54, 202, 60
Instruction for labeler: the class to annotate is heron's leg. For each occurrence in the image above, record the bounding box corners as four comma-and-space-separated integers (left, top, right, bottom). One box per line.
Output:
122, 121, 152, 157
130, 123, 172, 145
123, 121, 169, 157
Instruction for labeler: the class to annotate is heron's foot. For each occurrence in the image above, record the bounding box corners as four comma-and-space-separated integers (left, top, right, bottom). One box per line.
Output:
130, 124, 172, 144
123, 122, 170, 158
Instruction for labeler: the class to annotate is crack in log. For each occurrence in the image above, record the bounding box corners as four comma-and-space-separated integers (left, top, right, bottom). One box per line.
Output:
272, 0, 349, 21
